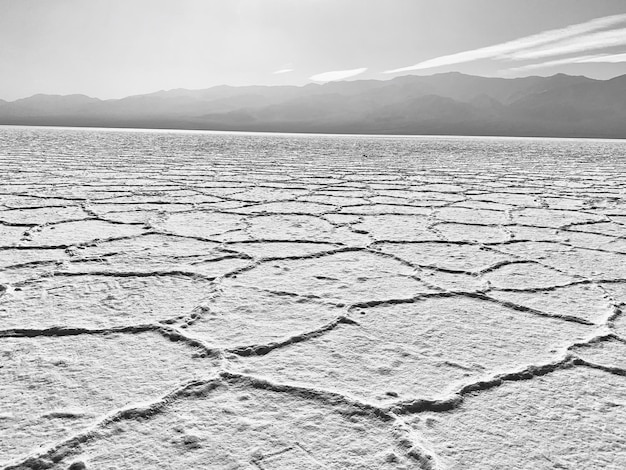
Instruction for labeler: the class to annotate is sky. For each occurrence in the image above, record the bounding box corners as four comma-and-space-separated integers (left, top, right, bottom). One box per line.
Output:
1, 0, 626, 100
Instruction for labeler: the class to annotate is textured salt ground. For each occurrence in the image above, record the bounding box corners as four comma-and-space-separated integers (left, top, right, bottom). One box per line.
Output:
0, 264, 66, 286
351, 216, 437, 241
0, 332, 211, 466
611, 312, 626, 337
419, 269, 488, 292
603, 281, 626, 303
511, 207, 605, 227
0, 249, 69, 269
86, 203, 194, 214
233, 187, 310, 202
101, 194, 222, 205
0, 274, 216, 329
0, 225, 28, 245
153, 212, 246, 239
569, 221, 626, 238
231, 251, 437, 304
40, 380, 419, 470
177, 283, 345, 348
20, 220, 146, 247
1, 130, 626, 469
339, 204, 431, 215
374, 242, 515, 272
0, 207, 89, 226
434, 207, 508, 225
233, 297, 592, 404
560, 231, 626, 252
409, 368, 626, 470
452, 200, 512, 211
0, 249, 70, 286
224, 241, 341, 259
572, 338, 626, 369
0, 197, 79, 210
482, 262, 579, 290
488, 284, 615, 324
298, 194, 370, 206
431, 223, 510, 244
62, 234, 250, 278
86, 202, 196, 225
497, 242, 626, 279
244, 214, 369, 245
506, 225, 562, 242
232, 201, 332, 215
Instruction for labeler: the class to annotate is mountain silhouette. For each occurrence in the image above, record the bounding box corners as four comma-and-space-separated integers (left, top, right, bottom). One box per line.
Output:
1, 72, 625, 138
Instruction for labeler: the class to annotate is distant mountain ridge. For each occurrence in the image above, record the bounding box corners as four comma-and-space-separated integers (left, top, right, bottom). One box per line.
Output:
1, 72, 626, 138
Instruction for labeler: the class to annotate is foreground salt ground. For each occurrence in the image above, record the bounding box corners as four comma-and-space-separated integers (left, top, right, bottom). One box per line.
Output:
0, 128, 625, 470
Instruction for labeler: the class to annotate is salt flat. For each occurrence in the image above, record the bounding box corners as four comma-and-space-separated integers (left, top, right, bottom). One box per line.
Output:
1, 127, 625, 469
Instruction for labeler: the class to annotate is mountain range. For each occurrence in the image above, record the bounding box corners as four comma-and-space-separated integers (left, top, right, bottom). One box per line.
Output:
1, 72, 626, 138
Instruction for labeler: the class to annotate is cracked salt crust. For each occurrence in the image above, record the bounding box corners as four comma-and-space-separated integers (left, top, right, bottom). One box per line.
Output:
42, 378, 421, 470
20, 220, 146, 247
410, 368, 626, 470
0, 274, 216, 329
1, 129, 625, 469
234, 297, 591, 402
0, 332, 211, 466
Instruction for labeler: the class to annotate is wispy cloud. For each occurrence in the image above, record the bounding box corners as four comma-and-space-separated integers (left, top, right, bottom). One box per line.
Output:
507, 52, 626, 72
310, 67, 367, 82
383, 14, 626, 73
504, 28, 626, 60
273, 68, 294, 74
572, 52, 626, 63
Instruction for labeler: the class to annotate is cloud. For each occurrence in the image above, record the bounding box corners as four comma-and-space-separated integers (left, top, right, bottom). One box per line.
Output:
573, 52, 626, 63
309, 67, 367, 82
383, 13, 626, 73
273, 68, 294, 74
507, 52, 626, 72
504, 28, 626, 60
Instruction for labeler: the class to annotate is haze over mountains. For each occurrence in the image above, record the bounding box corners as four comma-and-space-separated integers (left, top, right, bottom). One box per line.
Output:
1, 72, 625, 138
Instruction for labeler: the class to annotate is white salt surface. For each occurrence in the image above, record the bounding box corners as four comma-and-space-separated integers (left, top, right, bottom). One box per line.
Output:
1, 128, 625, 469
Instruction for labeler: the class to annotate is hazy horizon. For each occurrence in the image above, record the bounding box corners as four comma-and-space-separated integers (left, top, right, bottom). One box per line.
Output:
3, 70, 626, 103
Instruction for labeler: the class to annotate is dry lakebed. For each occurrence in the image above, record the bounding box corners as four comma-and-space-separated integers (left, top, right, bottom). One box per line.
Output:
0, 127, 625, 469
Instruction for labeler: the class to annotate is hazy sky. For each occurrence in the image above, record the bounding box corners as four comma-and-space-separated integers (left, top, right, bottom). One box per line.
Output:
1, 0, 626, 100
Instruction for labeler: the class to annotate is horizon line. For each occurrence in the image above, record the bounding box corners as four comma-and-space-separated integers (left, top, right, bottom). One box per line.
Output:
2, 123, 626, 143
2, 70, 626, 103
